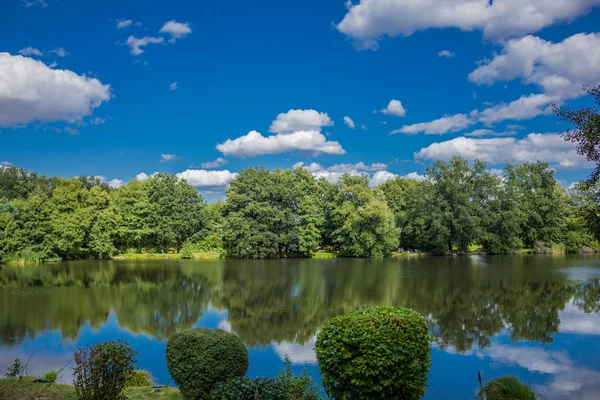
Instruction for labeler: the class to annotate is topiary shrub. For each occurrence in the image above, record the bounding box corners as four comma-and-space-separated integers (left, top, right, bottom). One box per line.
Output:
315, 307, 431, 400
73, 340, 137, 400
166, 328, 249, 400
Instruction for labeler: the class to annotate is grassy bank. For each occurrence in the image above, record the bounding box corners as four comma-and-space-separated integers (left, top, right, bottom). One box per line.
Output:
112, 251, 223, 260
0, 378, 181, 400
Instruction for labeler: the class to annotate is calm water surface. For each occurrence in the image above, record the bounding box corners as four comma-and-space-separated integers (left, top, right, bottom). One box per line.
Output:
1, 256, 600, 399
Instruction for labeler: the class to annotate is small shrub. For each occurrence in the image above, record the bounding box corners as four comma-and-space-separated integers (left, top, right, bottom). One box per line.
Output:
166, 328, 249, 400
5, 358, 23, 378
211, 377, 285, 400
43, 369, 58, 383
73, 340, 137, 400
180, 241, 194, 259
476, 376, 543, 400
315, 307, 431, 400
125, 369, 154, 387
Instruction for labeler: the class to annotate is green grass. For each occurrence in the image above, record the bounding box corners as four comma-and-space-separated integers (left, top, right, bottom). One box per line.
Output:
0, 377, 182, 400
389, 251, 426, 257
311, 251, 337, 259
112, 251, 222, 260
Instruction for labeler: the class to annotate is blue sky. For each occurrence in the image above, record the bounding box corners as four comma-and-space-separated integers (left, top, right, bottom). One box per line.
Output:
1, 0, 599, 196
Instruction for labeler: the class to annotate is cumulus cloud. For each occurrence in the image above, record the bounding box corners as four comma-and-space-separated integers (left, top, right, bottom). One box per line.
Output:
269, 109, 333, 134
469, 33, 600, 99
403, 172, 426, 181
126, 36, 164, 55
336, 0, 600, 49
136, 172, 150, 181
160, 153, 180, 162
415, 133, 592, 169
217, 130, 344, 157
438, 50, 455, 58
169, 82, 178, 91
391, 113, 472, 135
293, 161, 402, 186
476, 93, 557, 124
0, 53, 111, 127
176, 169, 238, 188
343, 116, 356, 129
381, 99, 406, 117
19, 47, 43, 57
200, 157, 228, 169
108, 178, 124, 188
159, 20, 192, 41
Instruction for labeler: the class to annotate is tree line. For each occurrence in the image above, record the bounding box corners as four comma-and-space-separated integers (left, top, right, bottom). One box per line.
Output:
1, 86, 598, 262
0, 156, 598, 262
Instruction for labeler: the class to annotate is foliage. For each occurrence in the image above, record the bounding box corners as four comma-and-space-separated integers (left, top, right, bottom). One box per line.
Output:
329, 175, 399, 257
274, 355, 321, 400
180, 240, 194, 259
315, 307, 431, 400
43, 370, 58, 383
166, 328, 249, 400
5, 358, 23, 378
223, 168, 324, 259
476, 376, 543, 400
124, 369, 154, 387
72, 340, 137, 400
553, 85, 600, 183
210, 378, 285, 400
210, 356, 321, 400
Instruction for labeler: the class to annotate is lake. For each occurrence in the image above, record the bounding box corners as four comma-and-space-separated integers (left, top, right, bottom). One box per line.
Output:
1, 256, 600, 399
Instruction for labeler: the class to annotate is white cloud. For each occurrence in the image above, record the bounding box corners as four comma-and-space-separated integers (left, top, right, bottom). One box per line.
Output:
176, 169, 238, 188
217, 130, 344, 157
294, 161, 394, 185
160, 153, 180, 162
269, 109, 333, 134
336, 0, 600, 49
48, 61, 57, 68
159, 20, 192, 40
438, 50, 455, 58
343, 116, 356, 129
136, 172, 150, 181
126, 36, 164, 55
217, 319, 232, 333
415, 133, 592, 169
200, 157, 228, 169
381, 99, 406, 117
19, 47, 43, 57
559, 302, 600, 335
64, 126, 80, 135
49, 48, 67, 57
392, 113, 472, 135
476, 93, 557, 124
403, 172, 425, 181
0, 53, 111, 127
464, 129, 518, 137
116, 18, 133, 29
370, 170, 398, 187
169, 82, 178, 91
108, 178, 124, 188
91, 117, 106, 125
469, 33, 600, 99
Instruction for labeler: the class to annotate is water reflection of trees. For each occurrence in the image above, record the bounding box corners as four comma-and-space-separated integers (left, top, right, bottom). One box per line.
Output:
1, 257, 599, 352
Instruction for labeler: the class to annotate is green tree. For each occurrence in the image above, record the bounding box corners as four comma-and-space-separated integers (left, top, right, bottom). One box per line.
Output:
330, 174, 399, 257
569, 180, 600, 244
112, 179, 154, 251
553, 85, 600, 183
505, 162, 567, 248
377, 177, 418, 237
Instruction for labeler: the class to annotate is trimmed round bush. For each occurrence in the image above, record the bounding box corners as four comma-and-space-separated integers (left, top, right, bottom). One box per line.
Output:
315, 307, 431, 400
166, 328, 249, 400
